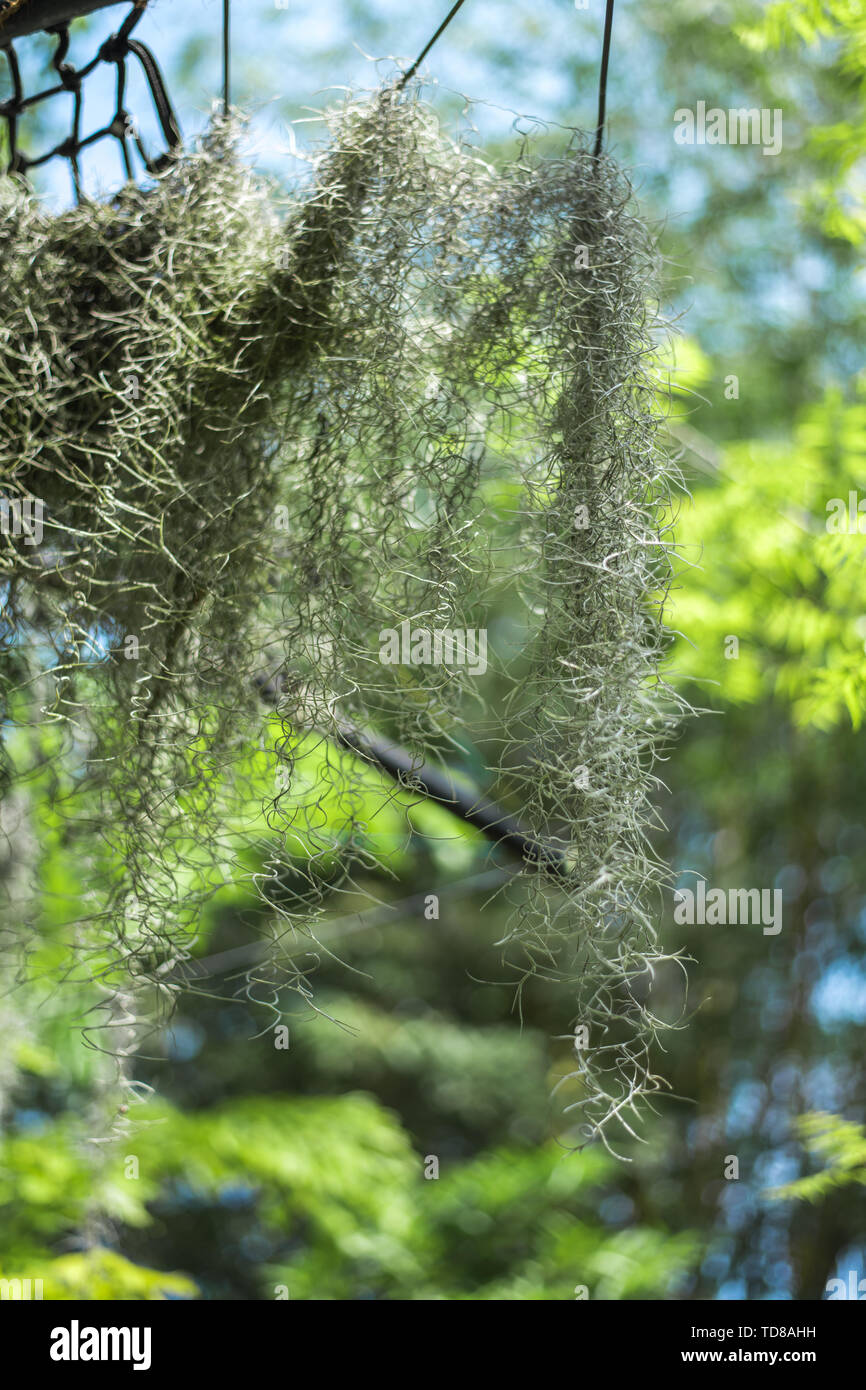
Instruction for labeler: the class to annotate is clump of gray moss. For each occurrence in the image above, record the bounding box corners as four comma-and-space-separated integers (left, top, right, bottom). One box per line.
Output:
0, 84, 687, 1147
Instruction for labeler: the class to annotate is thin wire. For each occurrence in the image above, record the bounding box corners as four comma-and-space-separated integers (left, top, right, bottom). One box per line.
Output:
397, 0, 467, 90
593, 0, 615, 159
222, 0, 229, 115
172, 868, 514, 982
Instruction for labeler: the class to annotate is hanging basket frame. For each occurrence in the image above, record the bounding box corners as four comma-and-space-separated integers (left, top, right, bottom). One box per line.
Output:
0, 0, 180, 197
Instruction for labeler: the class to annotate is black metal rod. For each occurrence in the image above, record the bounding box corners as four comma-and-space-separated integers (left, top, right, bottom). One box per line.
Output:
335, 722, 571, 878
253, 675, 570, 880
221, 0, 229, 115
0, 0, 125, 43
593, 0, 616, 159
397, 0, 467, 90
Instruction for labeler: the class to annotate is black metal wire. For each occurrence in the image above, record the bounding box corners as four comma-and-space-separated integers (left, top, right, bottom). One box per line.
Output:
0, 0, 181, 198
397, 0, 615, 162
397, 0, 467, 90
593, 0, 615, 159
221, 0, 229, 116
173, 867, 515, 983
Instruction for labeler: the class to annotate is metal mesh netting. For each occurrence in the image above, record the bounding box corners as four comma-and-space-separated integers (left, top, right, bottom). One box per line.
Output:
0, 69, 686, 1148
0, 1, 180, 200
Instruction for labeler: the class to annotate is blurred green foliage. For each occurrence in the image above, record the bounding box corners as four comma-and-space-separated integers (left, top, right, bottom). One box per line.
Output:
767, 1113, 866, 1203
669, 379, 866, 729
0, 1089, 696, 1300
